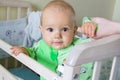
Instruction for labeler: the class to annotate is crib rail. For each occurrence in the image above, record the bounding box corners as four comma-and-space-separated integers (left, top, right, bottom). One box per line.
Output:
0, 34, 120, 80
0, 39, 62, 80
0, 0, 32, 20
65, 34, 120, 80
67, 34, 120, 66
0, 0, 32, 8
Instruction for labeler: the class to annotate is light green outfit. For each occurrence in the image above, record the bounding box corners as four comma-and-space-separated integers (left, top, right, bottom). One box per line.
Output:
25, 37, 93, 80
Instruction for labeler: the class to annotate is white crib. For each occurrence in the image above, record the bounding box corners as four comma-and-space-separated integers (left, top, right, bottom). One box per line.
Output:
0, 0, 39, 80
0, 0, 120, 80
0, 34, 120, 80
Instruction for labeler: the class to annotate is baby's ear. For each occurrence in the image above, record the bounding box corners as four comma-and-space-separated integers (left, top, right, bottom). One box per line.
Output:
74, 26, 78, 34
39, 25, 42, 30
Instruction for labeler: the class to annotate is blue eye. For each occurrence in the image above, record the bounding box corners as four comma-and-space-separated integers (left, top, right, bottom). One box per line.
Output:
47, 28, 53, 32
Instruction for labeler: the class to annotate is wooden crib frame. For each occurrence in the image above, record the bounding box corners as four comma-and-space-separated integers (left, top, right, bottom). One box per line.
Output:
0, 0, 120, 80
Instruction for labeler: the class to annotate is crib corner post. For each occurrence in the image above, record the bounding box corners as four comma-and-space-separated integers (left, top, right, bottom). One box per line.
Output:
62, 64, 81, 80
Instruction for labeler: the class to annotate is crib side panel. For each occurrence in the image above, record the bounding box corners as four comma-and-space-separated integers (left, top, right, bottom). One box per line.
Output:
0, 0, 32, 20
0, 0, 32, 68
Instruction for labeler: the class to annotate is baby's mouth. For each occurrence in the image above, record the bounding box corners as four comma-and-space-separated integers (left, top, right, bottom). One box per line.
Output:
53, 41, 63, 45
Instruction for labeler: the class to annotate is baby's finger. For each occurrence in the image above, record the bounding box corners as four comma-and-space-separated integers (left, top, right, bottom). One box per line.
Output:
90, 25, 96, 37
10, 47, 16, 54
81, 24, 86, 34
92, 24, 98, 37
14, 50, 21, 56
84, 23, 89, 36
88, 24, 92, 37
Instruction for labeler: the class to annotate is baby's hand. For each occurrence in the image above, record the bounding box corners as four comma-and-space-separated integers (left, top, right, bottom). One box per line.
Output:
10, 46, 27, 56
81, 22, 97, 38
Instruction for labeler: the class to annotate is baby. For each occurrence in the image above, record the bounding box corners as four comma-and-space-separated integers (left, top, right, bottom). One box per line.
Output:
11, 0, 93, 80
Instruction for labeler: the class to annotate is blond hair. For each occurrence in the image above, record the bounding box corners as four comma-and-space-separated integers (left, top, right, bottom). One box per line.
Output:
41, 0, 76, 26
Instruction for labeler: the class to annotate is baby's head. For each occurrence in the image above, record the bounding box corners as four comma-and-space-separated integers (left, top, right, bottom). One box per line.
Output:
40, 0, 78, 50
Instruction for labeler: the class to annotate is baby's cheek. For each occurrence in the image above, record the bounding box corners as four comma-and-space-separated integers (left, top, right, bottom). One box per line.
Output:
45, 38, 51, 44
65, 38, 73, 46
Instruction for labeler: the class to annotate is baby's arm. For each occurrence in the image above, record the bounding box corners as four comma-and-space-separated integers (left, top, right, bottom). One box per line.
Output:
81, 17, 120, 39
92, 17, 120, 38
10, 46, 29, 56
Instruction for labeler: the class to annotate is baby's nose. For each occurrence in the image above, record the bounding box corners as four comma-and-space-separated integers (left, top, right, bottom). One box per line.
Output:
55, 31, 62, 38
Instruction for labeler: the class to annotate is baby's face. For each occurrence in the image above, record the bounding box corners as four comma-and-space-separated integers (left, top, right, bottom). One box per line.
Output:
40, 9, 77, 50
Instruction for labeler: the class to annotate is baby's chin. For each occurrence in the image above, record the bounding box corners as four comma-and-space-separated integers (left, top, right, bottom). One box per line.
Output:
52, 46, 65, 50
52, 45, 70, 50
53, 47, 64, 50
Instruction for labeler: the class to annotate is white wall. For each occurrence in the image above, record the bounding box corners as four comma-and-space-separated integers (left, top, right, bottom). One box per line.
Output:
66, 0, 115, 25
0, 0, 116, 26
22, 0, 115, 26
112, 0, 120, 21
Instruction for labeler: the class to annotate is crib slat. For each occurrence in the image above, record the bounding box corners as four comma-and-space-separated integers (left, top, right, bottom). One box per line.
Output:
0, 64, 18, 80
14, 59, 18, 68
92, 61, 102, 80
27, 7, 32, 14
4, 58, 8, 68
109, 56, 120, 80
17, 7, 22, 19
7, 7, 10, 20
